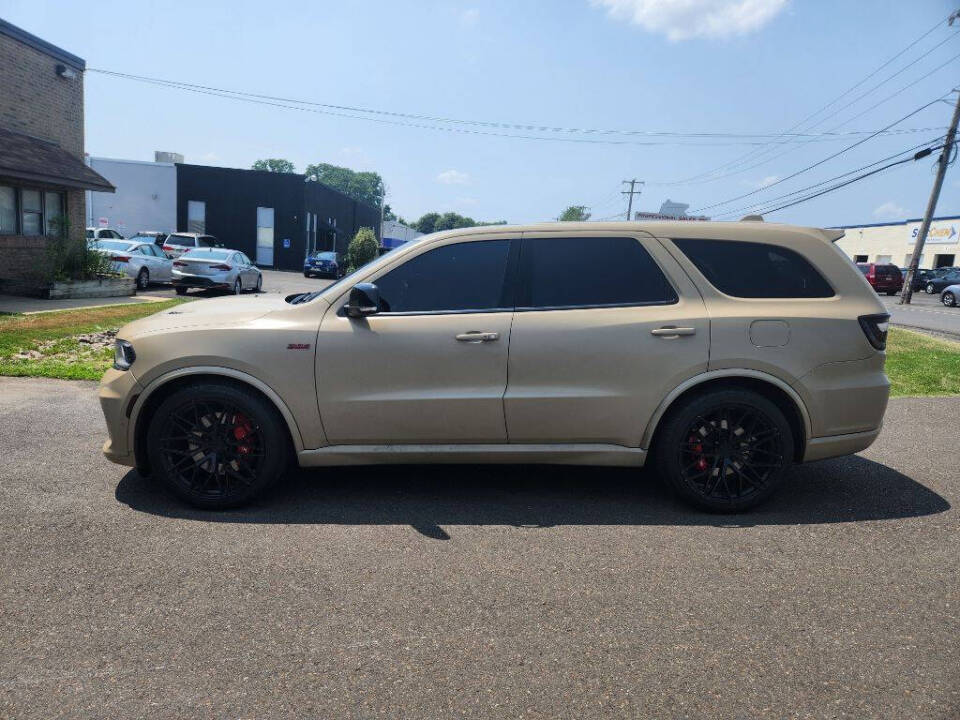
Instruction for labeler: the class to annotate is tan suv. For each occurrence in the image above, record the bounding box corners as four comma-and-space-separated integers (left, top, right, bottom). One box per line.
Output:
99, 221, 890, 512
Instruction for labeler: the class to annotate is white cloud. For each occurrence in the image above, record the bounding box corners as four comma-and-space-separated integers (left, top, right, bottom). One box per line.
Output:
437, 169, 470, 185
756, 174, 779, 189
590, 0, 788, 41
459, 8, 479, 26
873, 201, 906, 220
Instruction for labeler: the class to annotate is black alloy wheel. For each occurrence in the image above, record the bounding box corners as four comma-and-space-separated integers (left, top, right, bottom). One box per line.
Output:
147, 383, 288, 509
655, 389, 793, 512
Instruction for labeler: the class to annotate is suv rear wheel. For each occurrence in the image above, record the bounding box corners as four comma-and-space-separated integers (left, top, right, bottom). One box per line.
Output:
146, 382, 289, 509
654, 388, 794, 512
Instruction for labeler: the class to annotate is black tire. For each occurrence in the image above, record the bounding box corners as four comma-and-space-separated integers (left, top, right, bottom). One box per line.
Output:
174, 286, 188, 295
943, 291, 957, 307
255, 274, 262, 292
146, 381, 289, 509
304, 272, 312, 278
653, 388, 794, 513
926, 282, 936, 294
136, 268, 149, 291
233, 278, 242, 295
885, 289, 897, 296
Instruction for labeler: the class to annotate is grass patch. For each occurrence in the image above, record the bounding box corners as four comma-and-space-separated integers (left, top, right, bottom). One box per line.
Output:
0, 299, 187, 381
886, 327, 960, 396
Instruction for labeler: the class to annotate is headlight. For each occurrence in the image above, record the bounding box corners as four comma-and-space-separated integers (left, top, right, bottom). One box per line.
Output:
113, 339, 136, 370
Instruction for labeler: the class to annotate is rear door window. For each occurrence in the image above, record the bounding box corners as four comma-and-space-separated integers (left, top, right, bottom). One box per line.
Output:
672, 238, 834, 298
517, 236, 677, 309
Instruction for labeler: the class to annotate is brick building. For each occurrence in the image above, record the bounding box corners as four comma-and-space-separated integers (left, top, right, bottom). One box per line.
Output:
0, 18, 113, 292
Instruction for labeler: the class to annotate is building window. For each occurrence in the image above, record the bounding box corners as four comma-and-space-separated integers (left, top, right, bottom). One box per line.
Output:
187, 200, 206, 233
21, 189, 43, 236
0, 186, 15, 234
854, 255, 869, 263
44, 191, 64, 236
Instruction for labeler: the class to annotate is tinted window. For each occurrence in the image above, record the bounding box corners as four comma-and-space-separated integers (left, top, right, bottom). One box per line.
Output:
376, 240, 512, 313
198, 236, 218, 247
673, 238, 834, 298
169, 235, 196, 247
519, 236, 676, 309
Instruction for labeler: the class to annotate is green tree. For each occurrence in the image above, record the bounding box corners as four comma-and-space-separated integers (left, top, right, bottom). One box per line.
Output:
413, 212, 441, 234
383, 204, 397, 222
346, 227, 379, 273
410, 212, 506, 233
251, 158, 296, 173
304, 163, 385, 209
559, 205, 591, 221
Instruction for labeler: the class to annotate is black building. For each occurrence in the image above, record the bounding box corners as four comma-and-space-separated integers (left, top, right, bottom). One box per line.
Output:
175, 164, 380, 272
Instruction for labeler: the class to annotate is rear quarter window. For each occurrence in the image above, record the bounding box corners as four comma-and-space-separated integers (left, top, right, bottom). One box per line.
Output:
672, 238, 834, 299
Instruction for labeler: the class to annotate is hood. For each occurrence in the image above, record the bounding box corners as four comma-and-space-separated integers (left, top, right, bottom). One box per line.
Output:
119, 294, 291, 337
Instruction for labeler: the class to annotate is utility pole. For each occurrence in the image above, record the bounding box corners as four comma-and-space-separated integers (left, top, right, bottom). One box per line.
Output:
622, 179, 644, 221
901, 89, 960, 305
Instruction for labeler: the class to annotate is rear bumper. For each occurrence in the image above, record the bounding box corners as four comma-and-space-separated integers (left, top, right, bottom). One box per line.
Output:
802, 426, 882, 462
171, 274, 229, 289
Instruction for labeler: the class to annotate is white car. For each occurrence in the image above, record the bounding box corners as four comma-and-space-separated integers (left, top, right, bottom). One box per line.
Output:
86, 227, 125, 241
941, 283, 960, 307
161, 232, 222, 259
90, 239, 173, 289
171, 247, 262, 295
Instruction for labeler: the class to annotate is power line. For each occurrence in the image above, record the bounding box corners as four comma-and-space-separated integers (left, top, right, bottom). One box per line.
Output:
713, 135, 947, 219
690, 94, 951, 214
86, 67, 948, 146
652, 12, 959, 186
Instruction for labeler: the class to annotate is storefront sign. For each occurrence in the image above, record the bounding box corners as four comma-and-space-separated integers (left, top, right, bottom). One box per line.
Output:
907, 221, 958, 244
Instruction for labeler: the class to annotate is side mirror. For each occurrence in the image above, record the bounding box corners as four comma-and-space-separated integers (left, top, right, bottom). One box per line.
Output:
346, 283, 380, 317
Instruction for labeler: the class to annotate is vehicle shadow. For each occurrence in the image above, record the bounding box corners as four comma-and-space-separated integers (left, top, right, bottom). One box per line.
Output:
115, 454, 950, 537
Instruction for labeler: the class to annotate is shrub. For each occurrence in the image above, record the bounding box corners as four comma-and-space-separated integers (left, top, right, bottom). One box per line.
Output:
346, 227, 379, 273
32, 215, 119, 284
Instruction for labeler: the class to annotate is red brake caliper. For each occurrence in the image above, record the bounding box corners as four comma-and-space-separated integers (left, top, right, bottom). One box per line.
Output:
232, 413, 254, 455
689, 433, 707, 472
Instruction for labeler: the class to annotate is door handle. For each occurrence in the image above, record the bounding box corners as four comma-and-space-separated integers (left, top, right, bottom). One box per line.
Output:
651, 326, 696, 337
455, 331, 499, 343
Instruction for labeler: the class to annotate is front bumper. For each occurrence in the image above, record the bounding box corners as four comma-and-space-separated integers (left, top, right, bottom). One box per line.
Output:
99, 367, 144, 467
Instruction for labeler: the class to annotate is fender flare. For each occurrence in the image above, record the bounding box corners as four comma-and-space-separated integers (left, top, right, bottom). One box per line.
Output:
127, 366, 306, 456
640, 368, 812, 450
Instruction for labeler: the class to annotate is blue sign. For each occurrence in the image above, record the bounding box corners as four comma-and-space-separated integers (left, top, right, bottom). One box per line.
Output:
282, 238, 291, 249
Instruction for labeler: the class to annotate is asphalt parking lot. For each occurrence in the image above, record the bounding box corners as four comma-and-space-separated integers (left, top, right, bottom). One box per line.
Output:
0, 378, 957, 718
141, 267, 336, 301
883, 291, 960, 338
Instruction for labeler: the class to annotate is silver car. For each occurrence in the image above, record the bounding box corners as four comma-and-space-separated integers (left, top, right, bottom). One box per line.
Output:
90, 239, 173, 290
172, 248, 262, 295
941, 283, 960, 307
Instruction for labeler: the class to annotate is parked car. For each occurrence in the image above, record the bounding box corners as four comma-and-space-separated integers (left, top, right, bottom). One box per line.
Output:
304, 251, 343, 278
86, 227, 125, 241
89, 239, 173, 289
161, 232, 223, 259
856, 263, 902, 295
101, 221, 891, 513
171, 247, 262, 295
923, 269, 960, 295
941, 283, 960, 307
128, 231, 168, 247
902, 267, 944, 292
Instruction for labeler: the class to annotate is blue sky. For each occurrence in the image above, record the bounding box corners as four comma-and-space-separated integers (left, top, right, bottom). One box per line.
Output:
4, 0, 959, 226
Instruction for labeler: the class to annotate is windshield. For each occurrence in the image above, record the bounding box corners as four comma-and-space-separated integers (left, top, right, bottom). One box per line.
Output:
168, 235, 196, 247
91, 240, 134, 252
313, 251, 338, 260
183, 248, 232, 260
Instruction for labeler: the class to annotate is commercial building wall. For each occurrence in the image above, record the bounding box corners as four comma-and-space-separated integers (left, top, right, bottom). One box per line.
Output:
0, 21, 88, 288
833, 215, 960, 269
86, 158, 177, 235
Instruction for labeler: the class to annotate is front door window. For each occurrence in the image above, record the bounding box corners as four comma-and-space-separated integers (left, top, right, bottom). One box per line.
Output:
256, 207, 274, 266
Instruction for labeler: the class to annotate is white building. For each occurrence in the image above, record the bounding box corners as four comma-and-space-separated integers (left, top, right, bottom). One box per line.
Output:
85, 155, 175, 236
381, 219, 422, 249
832, 215, 960, 269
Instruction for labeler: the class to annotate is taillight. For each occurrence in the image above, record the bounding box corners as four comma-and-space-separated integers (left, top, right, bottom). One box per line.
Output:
173, 260, 187, 267
210, 263, 232, 270
162, 245, 173, 251
858, 313, 889, 351
113, 255, 130, 263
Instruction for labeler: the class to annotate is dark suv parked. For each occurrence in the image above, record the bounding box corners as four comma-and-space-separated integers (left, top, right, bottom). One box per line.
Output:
857, 263, 902, 295
924, 269, 960, 294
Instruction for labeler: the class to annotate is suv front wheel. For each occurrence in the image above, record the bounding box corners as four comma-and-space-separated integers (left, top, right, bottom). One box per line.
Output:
146, 382, 289, 509
654, 388, 794, 512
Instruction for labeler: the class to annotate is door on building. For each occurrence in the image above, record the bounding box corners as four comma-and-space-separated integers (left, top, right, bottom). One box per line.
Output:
256, 207, 274, 266
934, 254, 956, 268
